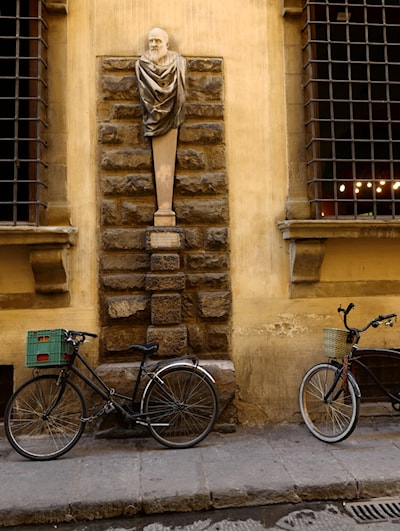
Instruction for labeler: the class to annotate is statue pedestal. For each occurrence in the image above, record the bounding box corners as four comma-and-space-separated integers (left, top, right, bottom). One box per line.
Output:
154, 210, 176, 227
145, 227, 187, 356
151, 128, 178, 227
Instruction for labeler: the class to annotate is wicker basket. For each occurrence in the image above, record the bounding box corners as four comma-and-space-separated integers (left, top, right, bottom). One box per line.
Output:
323, 328, 352, 359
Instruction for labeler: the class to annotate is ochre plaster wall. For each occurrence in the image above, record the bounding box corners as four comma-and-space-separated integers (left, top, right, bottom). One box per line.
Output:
2, 0, 399, 422
87, 0, 294, 422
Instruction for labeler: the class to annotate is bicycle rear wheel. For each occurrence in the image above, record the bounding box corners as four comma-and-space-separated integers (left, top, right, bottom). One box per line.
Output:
299, 362, 360, 443
142, 365, 218, 449
5, 374, 86, 460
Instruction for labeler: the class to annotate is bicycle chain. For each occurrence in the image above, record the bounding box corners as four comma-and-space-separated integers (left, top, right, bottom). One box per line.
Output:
81, 401, 115, 423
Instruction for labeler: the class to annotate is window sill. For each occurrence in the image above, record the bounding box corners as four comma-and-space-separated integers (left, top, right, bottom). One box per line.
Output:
277, 219, 400, 297
0, 226, 76, 246
0, 226, 77, 295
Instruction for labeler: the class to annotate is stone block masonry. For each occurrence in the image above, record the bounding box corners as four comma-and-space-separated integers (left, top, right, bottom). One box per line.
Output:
98, 56, 231, 363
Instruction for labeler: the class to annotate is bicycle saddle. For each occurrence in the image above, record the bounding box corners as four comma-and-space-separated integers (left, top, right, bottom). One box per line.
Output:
128, 342, 159, 355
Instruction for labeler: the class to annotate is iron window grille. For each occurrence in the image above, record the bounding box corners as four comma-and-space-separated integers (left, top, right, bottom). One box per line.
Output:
0, 0, 48, 226
303, 0, 400, 219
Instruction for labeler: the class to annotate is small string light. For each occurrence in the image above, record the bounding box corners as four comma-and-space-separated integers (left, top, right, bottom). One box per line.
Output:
337, 180, 400, 194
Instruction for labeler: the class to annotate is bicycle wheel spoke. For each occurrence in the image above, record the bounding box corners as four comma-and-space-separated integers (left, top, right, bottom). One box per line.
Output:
5, 375, 86, 460
143, 366, 218, 448
299, 363, 360, 443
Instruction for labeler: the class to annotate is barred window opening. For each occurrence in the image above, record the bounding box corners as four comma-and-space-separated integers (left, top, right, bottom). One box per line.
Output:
0, 0, 48, 226
303, 0, 400, 219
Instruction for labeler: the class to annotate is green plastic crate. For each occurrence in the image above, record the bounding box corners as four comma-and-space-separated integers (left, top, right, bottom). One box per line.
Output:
26, 329, 72, 367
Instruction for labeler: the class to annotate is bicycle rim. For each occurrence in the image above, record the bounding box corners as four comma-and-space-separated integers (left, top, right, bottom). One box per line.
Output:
142, 366, 218, 448
5, 374, 86, 460
299, 362, 360, 443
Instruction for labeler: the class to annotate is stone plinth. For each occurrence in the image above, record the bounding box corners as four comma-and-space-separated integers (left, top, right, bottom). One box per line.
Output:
145, 227, 187, 357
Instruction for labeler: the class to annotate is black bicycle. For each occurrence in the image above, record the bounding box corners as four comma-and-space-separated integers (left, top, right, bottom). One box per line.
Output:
5, 330, 218, 460
299, 303, 398, 443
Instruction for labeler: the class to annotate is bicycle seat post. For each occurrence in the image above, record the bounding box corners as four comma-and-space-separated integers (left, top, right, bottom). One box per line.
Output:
129, 348, 146, 405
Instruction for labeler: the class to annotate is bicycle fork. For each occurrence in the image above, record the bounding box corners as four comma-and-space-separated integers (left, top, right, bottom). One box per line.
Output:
324, 360, 361, 403
41, 372, 69, 420
323, 368, 344, 403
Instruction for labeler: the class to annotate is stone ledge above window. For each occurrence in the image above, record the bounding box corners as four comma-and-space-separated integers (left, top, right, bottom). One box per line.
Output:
278, 219, 400, 241
45, 0, 68, 14
0, 226, 77, 295
277, 219, 400, 298
282, 0, 303, 17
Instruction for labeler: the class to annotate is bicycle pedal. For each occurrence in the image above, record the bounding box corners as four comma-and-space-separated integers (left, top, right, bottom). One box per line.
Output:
104, 402, 115, 414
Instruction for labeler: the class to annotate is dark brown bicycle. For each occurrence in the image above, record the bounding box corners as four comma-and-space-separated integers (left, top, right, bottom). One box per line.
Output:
299, 303, 398, 443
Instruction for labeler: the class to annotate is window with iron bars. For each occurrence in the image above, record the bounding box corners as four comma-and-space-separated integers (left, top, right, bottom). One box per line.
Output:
0, 0, 48, 226
303, 0, 400, 219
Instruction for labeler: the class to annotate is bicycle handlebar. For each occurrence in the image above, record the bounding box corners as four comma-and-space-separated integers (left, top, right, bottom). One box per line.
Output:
337, 303, 397, 338
65, 330, 98, 344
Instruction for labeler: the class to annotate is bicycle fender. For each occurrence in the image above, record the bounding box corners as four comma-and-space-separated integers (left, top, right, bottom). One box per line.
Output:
347, 371, 361, 398
155, 361, 215, 382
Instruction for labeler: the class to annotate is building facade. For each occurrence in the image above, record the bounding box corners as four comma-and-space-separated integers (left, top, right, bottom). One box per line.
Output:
1, 0, 399, 424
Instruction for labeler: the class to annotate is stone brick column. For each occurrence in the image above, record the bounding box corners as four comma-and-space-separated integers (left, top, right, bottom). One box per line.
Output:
145, 227, 187, 356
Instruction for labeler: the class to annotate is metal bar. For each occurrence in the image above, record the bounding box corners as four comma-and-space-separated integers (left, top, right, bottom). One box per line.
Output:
0, 0, 48, 225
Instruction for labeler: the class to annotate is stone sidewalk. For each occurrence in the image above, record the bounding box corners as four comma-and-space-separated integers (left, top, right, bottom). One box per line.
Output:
1, 419, 400, 528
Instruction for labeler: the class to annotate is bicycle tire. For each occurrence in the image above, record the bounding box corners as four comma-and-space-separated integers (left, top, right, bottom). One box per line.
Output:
4, 374, 87, 460
142, 365, 218, 449
299, 362, 360, 443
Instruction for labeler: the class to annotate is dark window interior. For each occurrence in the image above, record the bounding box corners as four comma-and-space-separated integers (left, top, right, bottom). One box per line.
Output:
303, 0, 400, 219
0, 365, 13, 419
0, 0, 48, 225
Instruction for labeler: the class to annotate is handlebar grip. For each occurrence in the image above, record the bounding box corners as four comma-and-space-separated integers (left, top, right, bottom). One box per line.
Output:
84, 331, 98, 338
338, 303, 355, 314
67, 330, 98, 338
378, 313, 397, 320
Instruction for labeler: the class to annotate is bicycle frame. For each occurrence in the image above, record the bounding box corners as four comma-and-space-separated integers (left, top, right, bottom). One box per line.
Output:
328, 357, 361, 399
4, 330, 219, 460
50, 344, 211, 427
299, 303, 399, 444
346, 346, 400, 405
329, 302, 400, 403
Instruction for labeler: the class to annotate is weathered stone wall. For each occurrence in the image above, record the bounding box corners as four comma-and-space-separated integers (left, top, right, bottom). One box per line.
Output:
98, 57, 231, 361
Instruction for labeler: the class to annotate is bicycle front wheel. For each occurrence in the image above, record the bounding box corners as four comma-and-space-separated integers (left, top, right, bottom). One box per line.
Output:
142, 365, 218, 449
299, 362, 360, 443
5, 374, 87, 460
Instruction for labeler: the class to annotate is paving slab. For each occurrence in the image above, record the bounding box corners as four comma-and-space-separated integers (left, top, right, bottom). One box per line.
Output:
202, 433, 299, 508
1, 419, 400, 528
